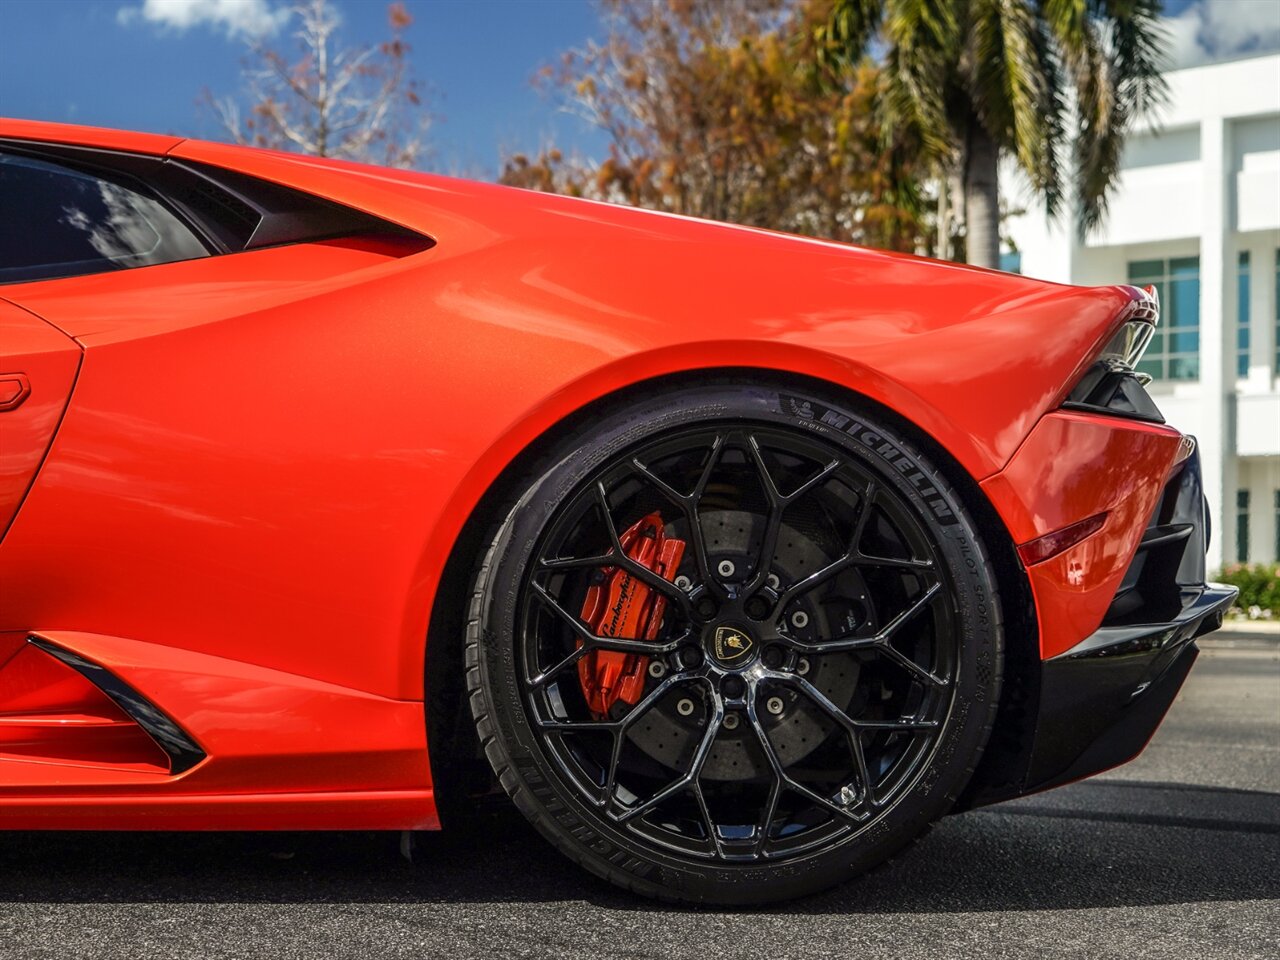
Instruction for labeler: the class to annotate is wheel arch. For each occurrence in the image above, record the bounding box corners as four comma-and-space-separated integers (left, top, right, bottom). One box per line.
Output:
422, 363, 1039, 823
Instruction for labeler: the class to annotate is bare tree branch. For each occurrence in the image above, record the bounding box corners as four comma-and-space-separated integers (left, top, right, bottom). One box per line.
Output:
203, 0, 429, 169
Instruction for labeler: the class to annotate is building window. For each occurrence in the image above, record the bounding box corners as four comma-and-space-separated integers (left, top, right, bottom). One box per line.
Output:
1275, 490, 1280, 562
999, 251, 1022, 274
1128, 257, 1200, 381
1237, 251, 1250, 378
1237, 489, 1250, 563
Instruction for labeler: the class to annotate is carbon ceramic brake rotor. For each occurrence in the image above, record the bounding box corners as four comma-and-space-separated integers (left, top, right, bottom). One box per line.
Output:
624, 509, 867, 782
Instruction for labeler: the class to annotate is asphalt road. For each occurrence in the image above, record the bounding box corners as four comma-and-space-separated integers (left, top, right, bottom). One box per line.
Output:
0, 633, 1276, 960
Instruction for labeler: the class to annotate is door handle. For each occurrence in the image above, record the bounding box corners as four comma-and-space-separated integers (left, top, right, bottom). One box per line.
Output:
0, 374, 31, 411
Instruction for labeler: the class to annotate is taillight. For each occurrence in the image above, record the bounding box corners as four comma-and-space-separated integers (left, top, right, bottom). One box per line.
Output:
1062, 285, 1163, 423
1018, 513, 1108, 566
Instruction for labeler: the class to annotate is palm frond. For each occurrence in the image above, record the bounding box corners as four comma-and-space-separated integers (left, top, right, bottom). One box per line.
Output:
880, 0, 962, 164
814, 0, 885, 72
1072, 0, 1169, 232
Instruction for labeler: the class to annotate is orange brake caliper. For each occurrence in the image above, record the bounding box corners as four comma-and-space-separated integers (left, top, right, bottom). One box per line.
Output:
578, 512, 686, 718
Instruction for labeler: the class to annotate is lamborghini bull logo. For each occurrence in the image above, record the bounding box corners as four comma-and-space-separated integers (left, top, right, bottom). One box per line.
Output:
713, 626, 754, 662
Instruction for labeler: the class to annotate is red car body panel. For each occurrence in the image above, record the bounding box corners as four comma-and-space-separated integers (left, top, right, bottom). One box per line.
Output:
982, 412, 1186, 658
0, 118, 183, 156
0, 121, 1185, 829
0, 302, 79, 538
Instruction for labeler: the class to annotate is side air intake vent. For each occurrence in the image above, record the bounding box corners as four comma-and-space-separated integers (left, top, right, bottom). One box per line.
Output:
0, 637, 207, 776
1102, 441, 1208, 627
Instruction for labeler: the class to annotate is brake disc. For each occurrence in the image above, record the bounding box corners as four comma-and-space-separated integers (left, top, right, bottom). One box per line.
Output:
624, 509, 868, 782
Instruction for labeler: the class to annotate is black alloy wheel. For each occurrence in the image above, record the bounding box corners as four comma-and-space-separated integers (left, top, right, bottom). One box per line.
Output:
467, 382, 1002, 904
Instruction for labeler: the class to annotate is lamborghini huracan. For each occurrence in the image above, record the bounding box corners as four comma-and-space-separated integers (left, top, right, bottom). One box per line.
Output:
0, 119, 1235, 904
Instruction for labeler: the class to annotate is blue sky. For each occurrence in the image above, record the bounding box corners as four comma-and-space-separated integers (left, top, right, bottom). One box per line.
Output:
0, 0, 608, 177
1, 0, 1277, 179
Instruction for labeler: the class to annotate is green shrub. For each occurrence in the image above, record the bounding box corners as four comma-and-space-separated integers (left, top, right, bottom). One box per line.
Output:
1215, 563, 1280, 618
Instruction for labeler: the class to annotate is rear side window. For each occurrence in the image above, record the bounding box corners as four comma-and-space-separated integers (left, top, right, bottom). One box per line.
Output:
0, 151, 210, 283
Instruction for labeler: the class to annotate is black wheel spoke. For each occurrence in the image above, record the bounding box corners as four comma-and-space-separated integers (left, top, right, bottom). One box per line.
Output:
848, 554, 935, 571
753, 758, 784, 858
775, 554, 849, 609
537, 552, 617, 571
530, 581, 681, 657
743, 434, 841, 596
787, 674, 937, 733
591, 483, 693, 616
747, 691, 862, 825
527, 642, 593, 689
876, 581, 941, 642
848, 721, 874, 808
691, 780, 727, 859
783, 677, 879, 810
877, 643, 949, 688
616, 693, 721, 824
600, 674, 688, 807
631, 433, 727, 598
782, 580, 944, 662
743, 434, 785, 597
534, 716, 616, 731
518, 419, 962, 865
775, 479, 881, 610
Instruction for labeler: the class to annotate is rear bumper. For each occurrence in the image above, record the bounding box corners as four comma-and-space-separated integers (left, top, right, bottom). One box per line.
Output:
1020, 582, 1234, 795
961, 440, 1237, 809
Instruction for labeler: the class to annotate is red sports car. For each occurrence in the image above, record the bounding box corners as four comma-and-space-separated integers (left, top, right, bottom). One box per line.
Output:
0, 120, 1234, 904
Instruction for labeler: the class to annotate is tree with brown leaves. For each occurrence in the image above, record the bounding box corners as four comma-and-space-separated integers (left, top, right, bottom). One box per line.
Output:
501, 0, 930, 253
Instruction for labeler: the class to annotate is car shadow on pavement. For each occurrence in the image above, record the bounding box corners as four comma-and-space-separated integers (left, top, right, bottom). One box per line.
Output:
0, 778, 1276, 913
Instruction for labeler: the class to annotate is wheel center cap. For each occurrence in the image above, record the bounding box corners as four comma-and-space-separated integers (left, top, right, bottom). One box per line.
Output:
708, 622, 757, 666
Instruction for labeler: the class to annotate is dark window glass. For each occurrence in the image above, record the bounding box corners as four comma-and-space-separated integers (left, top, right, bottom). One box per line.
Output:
1275, 490, 1280, 562
1128, 260, 1164, 282
1237, 489, 1250, 564
1127, 257, 1200, 381
1275, 250, 1280, 376
1237, 251, 1250, 378
0, 151, 209, 283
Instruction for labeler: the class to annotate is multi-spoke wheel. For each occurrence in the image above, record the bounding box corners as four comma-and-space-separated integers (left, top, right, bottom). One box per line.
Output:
467, 383, 1002, 904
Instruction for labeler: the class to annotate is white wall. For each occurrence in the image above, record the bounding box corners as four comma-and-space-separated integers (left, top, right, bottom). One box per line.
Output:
1240, 457, 1280, 565
1003, 54, 1280, 569
1235, 114, 1280, 232
1093, 126, 1202, 247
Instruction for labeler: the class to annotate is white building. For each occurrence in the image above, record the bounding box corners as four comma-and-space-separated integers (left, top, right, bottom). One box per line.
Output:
1007, 52, 1280, 572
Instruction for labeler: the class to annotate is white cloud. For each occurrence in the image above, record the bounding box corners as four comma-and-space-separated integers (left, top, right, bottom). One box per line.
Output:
118, 0, 289, 40
1166, 0, 1280, 68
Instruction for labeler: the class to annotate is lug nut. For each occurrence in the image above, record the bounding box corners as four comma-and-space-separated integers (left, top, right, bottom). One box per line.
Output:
762, 645, 784, 669
648, 660, 667, 679
676, 698, 696, 717
717, 559, 736, 578
674, 575, 692, 591
679, 646, 702, 668
695, 598, 718, 620
796, 657, 811, 676
722, 713, 740, 731
722, 676, 745, 699
745, 596, 770, 620
766, 696, 785, 716
790, 610, 809, 629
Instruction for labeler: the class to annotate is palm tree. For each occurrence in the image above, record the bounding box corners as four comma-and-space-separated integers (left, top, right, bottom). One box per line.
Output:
818, 0, 1168, 268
